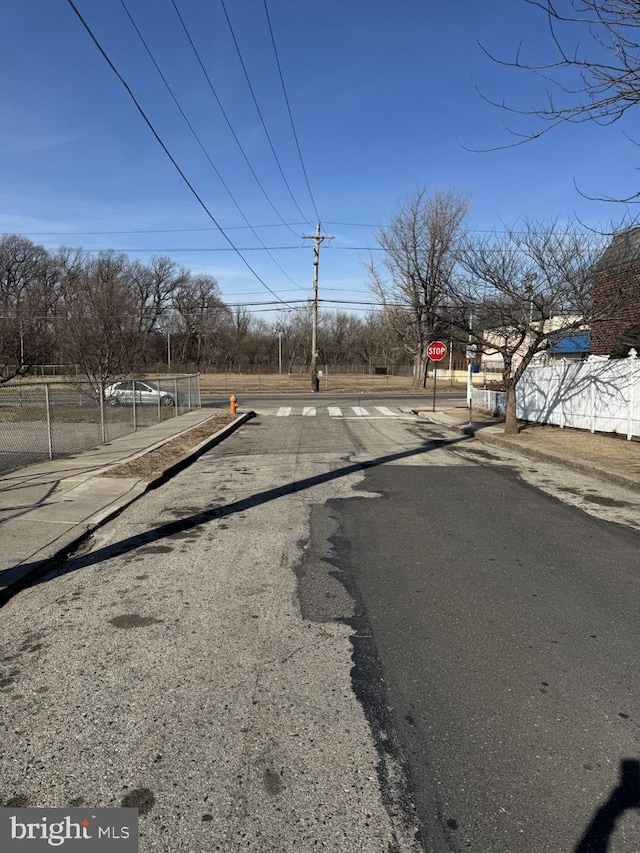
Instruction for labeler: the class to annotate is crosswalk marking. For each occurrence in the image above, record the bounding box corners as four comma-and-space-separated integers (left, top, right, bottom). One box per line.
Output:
258, 405, 411, 419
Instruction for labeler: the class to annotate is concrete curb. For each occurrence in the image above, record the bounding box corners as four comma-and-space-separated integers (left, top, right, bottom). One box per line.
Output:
145, 410, 256, 489
0, 411, 256, 607
470, 429, 640, 494
414, 410, 640, 494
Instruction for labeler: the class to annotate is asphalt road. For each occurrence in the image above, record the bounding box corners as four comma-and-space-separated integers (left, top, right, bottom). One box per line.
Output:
202, 390, 468, 412
1, 408, 638, 852
313, 463, 640, 851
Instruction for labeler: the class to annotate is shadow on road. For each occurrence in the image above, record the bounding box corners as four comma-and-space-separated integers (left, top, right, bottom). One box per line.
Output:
574, 759, 640, 853
5, 434, 466, 601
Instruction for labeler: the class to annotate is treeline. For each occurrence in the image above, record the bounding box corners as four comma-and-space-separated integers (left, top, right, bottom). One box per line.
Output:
0, 234, 411, 386
3, 183, 618, 437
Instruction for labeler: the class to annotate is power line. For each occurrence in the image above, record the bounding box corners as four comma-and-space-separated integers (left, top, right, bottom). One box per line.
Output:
110, 246, 303, 252
0, 223, 308, 237
168, 0, 300, 238
262, 0, 321, 223
319, 298, 389, 306
42, 245, 372, 253
325, 220, 382, 227
119, 0, 306, 292
225, 286, 373, 296
4, 242, 384, 253
5, 221, 604, 239
210, 299, 311, 308
218, 0, 313, 226
324, 220, 604, 239
65, 0, 295, 309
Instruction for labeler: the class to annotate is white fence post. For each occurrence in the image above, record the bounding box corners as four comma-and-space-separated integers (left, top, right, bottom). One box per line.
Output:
590, 377, 596, 434
628, 359, 639, 440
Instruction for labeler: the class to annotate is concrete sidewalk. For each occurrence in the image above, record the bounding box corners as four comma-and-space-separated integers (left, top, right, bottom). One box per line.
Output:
415, 406, 640, 493
0, 409, 253, 598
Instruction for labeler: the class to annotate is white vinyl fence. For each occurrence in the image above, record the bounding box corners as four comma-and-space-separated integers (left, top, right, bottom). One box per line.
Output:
471, 355, 640, 439
471, 387, 507, 417
517, 356, 640, 439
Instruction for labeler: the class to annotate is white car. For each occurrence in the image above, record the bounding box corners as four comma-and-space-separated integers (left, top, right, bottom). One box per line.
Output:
103, 380, 175, 407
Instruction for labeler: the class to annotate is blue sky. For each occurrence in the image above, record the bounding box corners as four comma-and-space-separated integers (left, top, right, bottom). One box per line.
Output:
2, 0, 636, 318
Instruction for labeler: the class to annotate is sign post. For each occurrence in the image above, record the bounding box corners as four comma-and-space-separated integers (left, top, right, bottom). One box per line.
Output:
426, 341, 447, 412
465, 343, 477, 426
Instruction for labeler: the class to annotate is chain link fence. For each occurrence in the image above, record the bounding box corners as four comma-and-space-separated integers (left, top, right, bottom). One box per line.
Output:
0, 374, 201, 475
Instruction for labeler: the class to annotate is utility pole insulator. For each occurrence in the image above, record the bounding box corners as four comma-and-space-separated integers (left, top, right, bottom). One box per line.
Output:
302, 223, 334, 392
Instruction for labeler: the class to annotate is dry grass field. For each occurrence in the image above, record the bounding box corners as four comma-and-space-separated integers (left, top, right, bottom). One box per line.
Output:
0, 406, 177, 424
198, 371, 467, 394
1, 371, 469, 396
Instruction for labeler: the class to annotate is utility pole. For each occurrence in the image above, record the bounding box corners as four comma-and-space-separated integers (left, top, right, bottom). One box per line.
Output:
302, 223, 333, 392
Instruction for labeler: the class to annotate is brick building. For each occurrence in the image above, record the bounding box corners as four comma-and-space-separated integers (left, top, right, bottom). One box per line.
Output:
591, 227, 640, 355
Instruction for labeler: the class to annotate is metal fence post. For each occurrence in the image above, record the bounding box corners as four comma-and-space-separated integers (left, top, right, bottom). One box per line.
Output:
174, 378, 179, 416
99, 380, 106, 444
44, 382, 54, 460
188, 376, 192, 411
132, 384, 137, 432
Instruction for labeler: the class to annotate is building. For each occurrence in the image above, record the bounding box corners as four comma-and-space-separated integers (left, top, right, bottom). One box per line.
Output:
547, 331, 590, 361
591, 228, 640, 356
481, 315, 588, 372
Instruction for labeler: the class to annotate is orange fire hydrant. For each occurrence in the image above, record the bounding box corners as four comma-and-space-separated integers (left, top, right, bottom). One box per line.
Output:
229, 393, 238, 415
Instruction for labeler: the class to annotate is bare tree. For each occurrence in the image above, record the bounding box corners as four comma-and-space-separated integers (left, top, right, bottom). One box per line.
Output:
172, 274, 230, 368
0, 235, 60, 382
355, 312, 392, 367
481, 0, 640, 199
228, 317, 276, 369
130, 256, 188, 340
269, 308, 312, 373
455, 220, 608, 434
317, 311, 368, 365
369, 189, 470, 388
57, 250, 142, 388
231, 305, 252, 338
217, 306, 253, 368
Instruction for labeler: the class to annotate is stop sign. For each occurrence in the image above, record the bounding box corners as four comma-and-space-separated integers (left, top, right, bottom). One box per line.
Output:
426, 340, 447, 362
